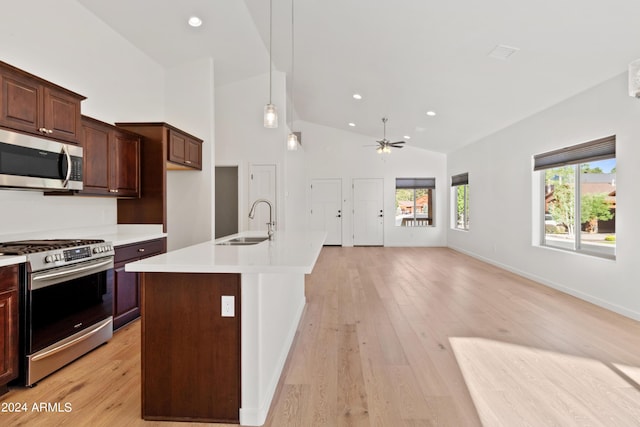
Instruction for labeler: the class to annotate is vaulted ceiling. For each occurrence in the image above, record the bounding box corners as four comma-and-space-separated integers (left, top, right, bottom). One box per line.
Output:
78, 0, 640, 153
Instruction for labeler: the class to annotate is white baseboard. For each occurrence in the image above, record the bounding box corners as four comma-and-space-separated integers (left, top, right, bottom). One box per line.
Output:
448, 244, 640, 322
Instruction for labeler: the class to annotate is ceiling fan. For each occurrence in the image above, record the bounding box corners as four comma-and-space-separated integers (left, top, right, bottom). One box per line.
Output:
374, 117, 405, 153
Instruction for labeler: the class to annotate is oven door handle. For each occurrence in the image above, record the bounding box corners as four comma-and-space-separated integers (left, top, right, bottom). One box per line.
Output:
30, 317, 113, 362
31, 258, 113, 289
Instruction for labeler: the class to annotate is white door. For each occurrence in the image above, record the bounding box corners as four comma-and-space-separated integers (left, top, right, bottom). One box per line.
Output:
249, 164, 276, 232
353, 178, 384, 246
310, 179, 342, 245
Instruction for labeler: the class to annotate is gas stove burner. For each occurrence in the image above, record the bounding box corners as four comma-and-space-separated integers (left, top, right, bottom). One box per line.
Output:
0, 239, 105, 255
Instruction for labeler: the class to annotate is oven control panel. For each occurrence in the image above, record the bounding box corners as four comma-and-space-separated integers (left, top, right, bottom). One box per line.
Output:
40, 243, 115, 268
63, 246, 92, 261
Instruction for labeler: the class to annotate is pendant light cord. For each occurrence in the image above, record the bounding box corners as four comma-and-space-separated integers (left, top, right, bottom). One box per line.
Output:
290, 0, 295, 130
269, 0, 273, 104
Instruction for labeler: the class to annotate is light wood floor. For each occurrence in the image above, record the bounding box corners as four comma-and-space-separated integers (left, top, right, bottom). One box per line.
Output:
2, 247, 640, 426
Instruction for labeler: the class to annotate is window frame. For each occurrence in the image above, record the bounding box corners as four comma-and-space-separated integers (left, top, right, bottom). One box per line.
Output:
451, 173, 469, 231
535, 136, 616, 260
395, 177, 435, 227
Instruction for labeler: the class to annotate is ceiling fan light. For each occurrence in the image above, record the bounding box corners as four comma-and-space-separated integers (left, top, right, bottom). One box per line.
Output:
376, 146, 383, 154
384, 146, 391, 153
264, 103, 278, 128
287, 132, 299, 150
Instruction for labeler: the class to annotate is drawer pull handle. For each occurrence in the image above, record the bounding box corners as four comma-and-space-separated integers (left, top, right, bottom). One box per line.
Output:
138, 248, 145, 252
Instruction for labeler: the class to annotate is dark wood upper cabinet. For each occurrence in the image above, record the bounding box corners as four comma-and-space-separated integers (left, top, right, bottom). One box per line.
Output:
0, 265, 19, 395
0, 61, 85, 144
168, 129, 202, 170
115, 122, 203, 232
81, 116, 140, 198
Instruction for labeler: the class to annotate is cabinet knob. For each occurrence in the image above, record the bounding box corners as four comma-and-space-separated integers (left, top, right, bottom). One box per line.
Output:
138, 248, 145, 252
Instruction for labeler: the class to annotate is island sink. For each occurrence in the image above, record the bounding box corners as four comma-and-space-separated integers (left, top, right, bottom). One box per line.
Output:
216, 236, 269, 246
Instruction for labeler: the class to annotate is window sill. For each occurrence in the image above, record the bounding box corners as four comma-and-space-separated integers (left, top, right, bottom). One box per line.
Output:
534, 243, 616, 261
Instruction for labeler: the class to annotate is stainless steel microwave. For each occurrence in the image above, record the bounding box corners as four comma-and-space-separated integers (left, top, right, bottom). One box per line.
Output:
0, 128, 83, 191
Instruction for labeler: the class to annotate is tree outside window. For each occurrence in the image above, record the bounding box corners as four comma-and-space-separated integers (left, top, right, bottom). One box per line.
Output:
536, 135, 615, 259
543, 159, 616, 257
395, 178, 434, 227
451, 173, 469, 230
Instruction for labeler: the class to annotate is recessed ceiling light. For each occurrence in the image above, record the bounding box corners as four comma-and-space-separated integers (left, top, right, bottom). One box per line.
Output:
352, 94, 362, 100
348, 122, 356, 127
426, 111, 436, 116
404, 135, 411, 140
188, 16, 203, 27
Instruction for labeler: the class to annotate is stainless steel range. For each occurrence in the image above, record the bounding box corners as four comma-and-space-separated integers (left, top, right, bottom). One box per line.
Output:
0, 239, 114, 386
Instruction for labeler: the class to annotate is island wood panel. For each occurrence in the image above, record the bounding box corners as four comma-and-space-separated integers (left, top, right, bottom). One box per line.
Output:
141, 272, 241, 423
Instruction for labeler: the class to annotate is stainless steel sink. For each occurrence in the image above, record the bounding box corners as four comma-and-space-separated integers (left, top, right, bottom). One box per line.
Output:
216, 236, 269, 246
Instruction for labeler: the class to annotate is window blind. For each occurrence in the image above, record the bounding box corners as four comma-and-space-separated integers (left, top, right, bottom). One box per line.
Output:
395, 177, 435, 189
533, 135, 615, 171
451, 172, 469, 186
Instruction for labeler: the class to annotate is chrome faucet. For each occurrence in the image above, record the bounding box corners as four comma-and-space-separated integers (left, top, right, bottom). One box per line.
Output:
248, 199, 275, 240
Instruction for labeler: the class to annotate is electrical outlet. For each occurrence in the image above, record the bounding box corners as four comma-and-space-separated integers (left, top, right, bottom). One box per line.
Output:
221, 295, 235, 317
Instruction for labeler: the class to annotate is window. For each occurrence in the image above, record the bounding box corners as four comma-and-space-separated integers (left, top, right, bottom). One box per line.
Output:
395, 178, 435, 227
451, 173, 469, 230
534, 136, 616, 258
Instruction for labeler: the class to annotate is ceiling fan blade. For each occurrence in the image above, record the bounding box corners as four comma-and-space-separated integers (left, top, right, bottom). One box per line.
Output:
392, 145, 404, 149
389, 141, 406, 145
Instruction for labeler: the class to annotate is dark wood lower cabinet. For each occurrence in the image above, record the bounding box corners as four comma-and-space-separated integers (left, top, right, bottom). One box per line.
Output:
0, 265, 19, 395
113, 238, 166, 330
141, 272, 241, 423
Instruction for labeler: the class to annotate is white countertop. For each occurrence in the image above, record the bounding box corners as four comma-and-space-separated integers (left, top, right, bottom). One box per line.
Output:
0, 255, 25, 268
125, 230, 326, 274
0, 224, 167, 267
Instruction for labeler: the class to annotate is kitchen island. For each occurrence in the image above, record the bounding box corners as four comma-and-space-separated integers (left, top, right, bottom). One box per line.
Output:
125, 230, 325, 425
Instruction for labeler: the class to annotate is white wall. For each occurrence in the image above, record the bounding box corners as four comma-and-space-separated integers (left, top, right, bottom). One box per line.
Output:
165, 58, 215, 250
298, 121, 447, 247
447, 72, 640, 320
0, 0, 164, 235
215, 71, 289, 231
215, 73, 448, 247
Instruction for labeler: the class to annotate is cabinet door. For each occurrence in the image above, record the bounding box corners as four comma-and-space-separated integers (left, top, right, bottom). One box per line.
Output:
43, 87, 81, 143
111, 130, 140, 197
113, 262, 140, 330
168, 129, 186, 164
186, 138, 202, 169
0, 71, 43, 134
81, 120, 111, 195
113, 238, 166, 330
0, 265, 19, 388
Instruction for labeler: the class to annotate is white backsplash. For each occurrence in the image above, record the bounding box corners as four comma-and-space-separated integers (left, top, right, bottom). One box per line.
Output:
0, 189, 117, 237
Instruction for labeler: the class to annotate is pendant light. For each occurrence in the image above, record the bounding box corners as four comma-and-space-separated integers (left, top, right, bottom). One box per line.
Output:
264, 0, 278, 128
287, 0, 299, 150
